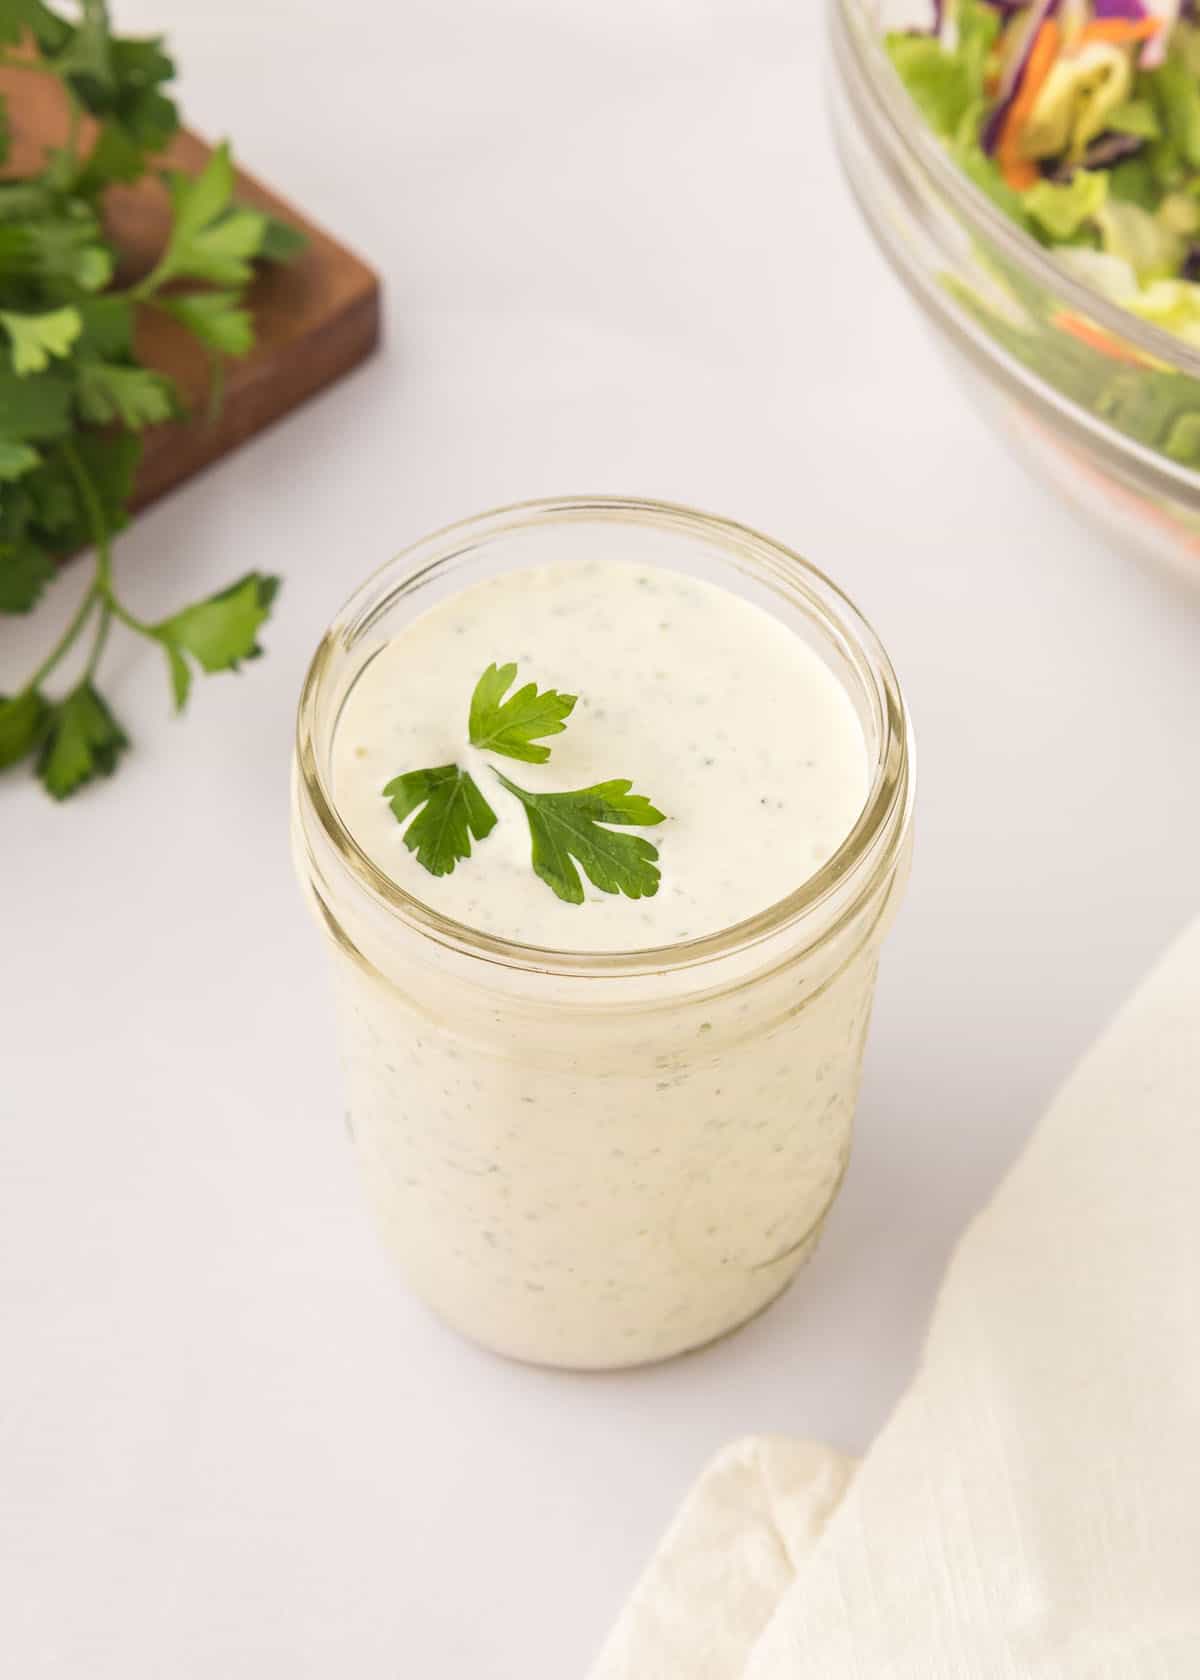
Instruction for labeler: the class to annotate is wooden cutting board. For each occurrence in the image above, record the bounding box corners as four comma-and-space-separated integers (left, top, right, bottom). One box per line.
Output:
0, 67, 381, 512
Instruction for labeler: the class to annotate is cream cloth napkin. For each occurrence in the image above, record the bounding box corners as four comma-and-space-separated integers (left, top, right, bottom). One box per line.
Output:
592, 917, 1200, 1678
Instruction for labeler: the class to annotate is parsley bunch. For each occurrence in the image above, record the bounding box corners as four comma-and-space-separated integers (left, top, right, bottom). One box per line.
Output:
0, 0, 303, 799
383, 662, 668, 905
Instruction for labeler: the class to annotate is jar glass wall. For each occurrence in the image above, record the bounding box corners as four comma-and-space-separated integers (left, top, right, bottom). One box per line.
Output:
291, 497, 914, 1369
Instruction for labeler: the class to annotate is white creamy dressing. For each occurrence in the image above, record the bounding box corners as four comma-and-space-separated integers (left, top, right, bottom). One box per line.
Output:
318, 558, 885, 1368
332, 562, 869, 947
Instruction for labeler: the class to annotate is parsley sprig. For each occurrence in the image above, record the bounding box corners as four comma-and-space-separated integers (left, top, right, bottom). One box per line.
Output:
383, 662, 667, 905
0, 1, 304, 799
382, 763, 499, 878
467, 659, 576, 763
492, 771, 664, 903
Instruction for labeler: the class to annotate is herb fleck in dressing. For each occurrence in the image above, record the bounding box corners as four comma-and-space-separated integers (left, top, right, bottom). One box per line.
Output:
333, 562, 869, 948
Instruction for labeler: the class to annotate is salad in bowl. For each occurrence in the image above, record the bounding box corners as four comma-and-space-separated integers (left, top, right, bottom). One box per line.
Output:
889, 2, 1200, 360
830, 0, 1200, 576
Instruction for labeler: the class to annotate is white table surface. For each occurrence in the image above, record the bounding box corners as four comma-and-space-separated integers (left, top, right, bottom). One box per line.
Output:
3, 3, 1198, 1674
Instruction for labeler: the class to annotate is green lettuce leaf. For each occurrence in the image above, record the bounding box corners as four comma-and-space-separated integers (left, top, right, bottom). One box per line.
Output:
1147, 45, 1200, 172
1094, 199, 1185, 283
1024, 170, 1108, 242
884, 2, 998, 141
1024, 42, 1133, 163
1105, 98, 1161, 142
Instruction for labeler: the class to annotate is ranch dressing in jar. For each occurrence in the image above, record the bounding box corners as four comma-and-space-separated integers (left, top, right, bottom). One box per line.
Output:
293, 498, 913, 1368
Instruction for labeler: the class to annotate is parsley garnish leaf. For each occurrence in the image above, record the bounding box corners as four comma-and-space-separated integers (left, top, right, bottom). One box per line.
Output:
76, 359, 177, 428
149, 150, 266, 288
0, 686, 49, 767
468, 660, 577, 763
255, 214, 308, 265
0, 367, 73, 442
0, 306, 81, 375
0, 538, 55, 611
73, 295, 134, 360
154, 571, 280, 711
382, 764, 498, 877
0, 440, 40, 481
163, 205, 265, 287
52, 0, 115, 90
0, 9, 302, 801
383, 661, 667, 901
493, 771, 665, 904
163, 144, 235, 246
158, 290, 254, 357
0, 1, 70, 53
36, 680, 128, 799
75, 122, 144, 191
34, 431, 140, 555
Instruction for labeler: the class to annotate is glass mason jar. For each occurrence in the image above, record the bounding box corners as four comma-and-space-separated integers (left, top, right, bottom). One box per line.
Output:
291, 497, 914, 1370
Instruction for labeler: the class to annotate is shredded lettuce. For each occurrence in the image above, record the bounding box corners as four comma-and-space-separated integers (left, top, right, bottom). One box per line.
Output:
1025, 168, 1110, 236
1105, 96, 1163, 137
1158, 187, 1200, 229
886, 33, 980, 134
883, 0, 1200, 464
956, 0, 1004, 92
1134, 280, 1200, 339
1108, 148, 1162, 203
1164, 408, 1200, 457
885, 2, 1200, 350
958, 139, 1042, 231
1148, 42, 1200, 166
1024, 42, 1134, 161
1095, 196, 1186, 276
1055, 246, 1200, 340
885, 0, 1000, 136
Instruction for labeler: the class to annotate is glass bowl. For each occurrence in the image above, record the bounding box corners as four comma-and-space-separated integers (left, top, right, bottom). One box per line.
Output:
829, 0, 1200, 584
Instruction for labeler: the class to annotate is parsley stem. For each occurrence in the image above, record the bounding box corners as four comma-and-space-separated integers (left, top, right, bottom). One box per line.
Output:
60, 438, 160, 642
106, 596, 154, 636
60, 436, 111, 581
23, 582, 100, 692
82, 602, 113, 683
130, 265, 173, 304
15, 438, 121, 696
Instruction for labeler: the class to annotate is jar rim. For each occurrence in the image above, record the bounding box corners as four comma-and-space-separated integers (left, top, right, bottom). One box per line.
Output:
294, 495, 914, 981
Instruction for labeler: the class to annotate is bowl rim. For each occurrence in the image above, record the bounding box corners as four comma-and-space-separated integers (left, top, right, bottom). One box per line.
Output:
835, 0, 1200, 386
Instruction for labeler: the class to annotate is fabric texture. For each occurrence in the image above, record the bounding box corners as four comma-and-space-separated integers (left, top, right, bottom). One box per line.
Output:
592, 916, 1200, 1678
593, 1438, 856, 1680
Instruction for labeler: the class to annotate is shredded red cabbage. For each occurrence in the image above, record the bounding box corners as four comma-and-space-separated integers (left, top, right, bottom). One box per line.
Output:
1081, 130, 1148, 164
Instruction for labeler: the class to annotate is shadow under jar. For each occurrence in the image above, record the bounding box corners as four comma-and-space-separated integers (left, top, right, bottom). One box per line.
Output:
291, 497, 914, 1370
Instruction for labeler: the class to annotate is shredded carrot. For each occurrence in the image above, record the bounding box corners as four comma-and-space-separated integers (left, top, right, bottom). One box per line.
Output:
1000, 155, 1040, 191
1077, 17, 1162, 48
998, 19, 1062, 192
1051, 309, 1157, 367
